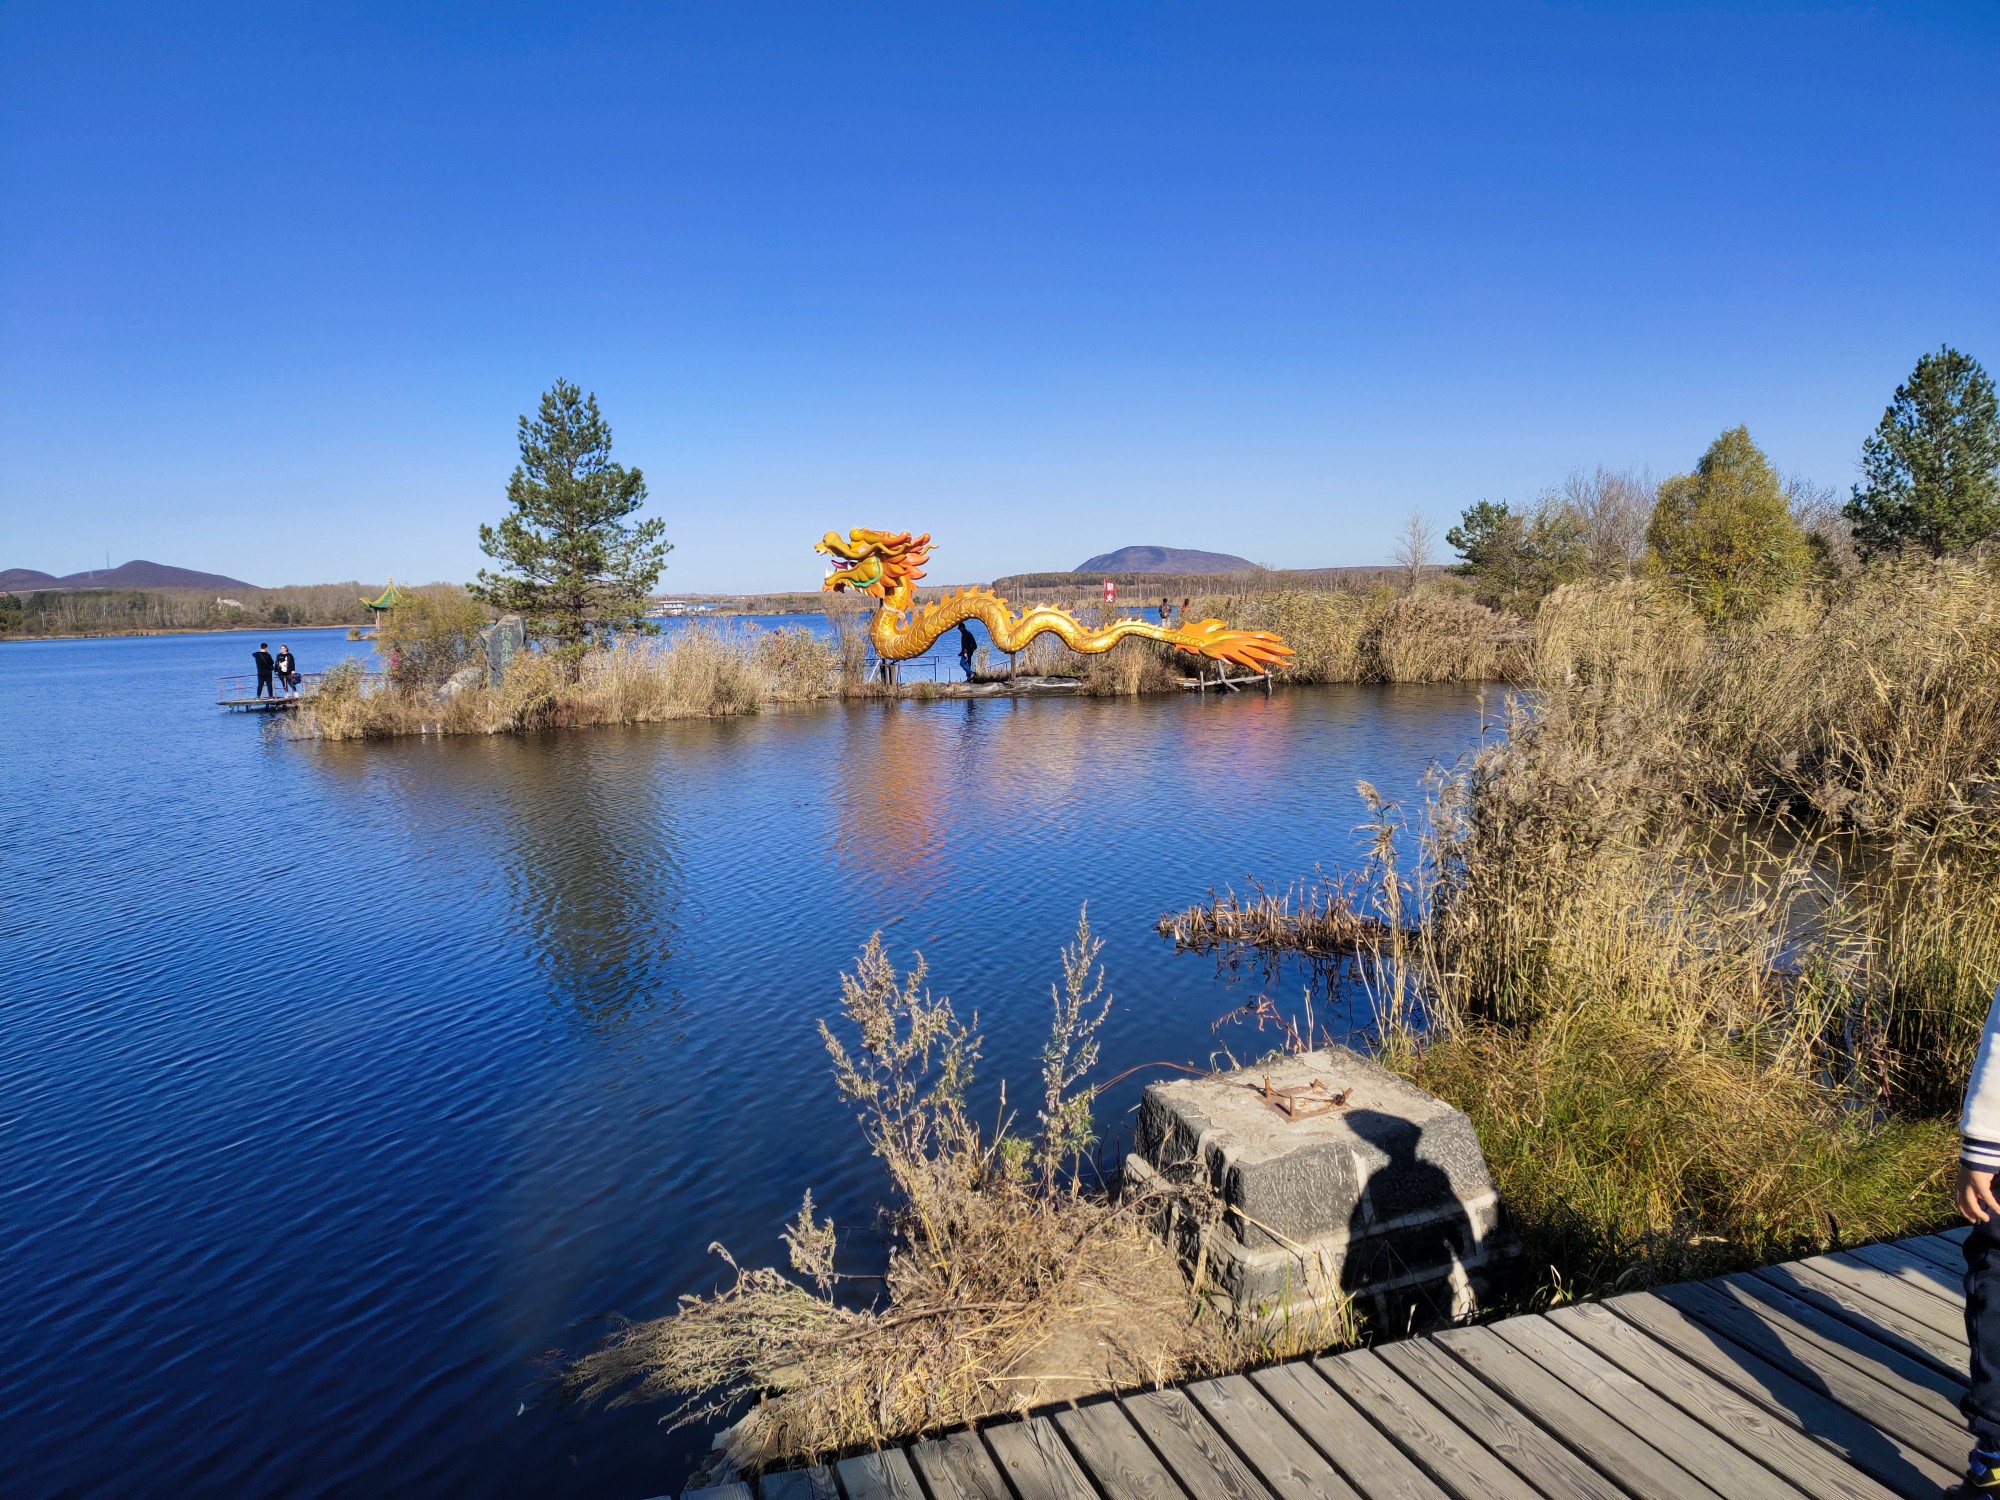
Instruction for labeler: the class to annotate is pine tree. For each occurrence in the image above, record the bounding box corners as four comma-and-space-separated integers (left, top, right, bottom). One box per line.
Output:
471, 381, 670, 665
1446, 498, 1586, 613
1844, 347, 2000, 558
1646, 426, 1810, 622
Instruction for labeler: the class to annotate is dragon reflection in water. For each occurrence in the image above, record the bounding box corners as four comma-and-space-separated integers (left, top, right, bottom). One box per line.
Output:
814, 528, 1294, 670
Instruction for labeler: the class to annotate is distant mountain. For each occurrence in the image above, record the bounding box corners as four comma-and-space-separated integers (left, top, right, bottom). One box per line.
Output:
1, 560, 261, 592
1075, 545, 1257, 574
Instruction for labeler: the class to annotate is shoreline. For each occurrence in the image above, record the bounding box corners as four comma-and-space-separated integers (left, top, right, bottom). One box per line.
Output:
1, 622, 375, 643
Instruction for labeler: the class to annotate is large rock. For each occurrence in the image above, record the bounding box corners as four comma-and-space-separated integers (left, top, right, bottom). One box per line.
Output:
1125, 1047, 1513, 1329
437, 664, 486, 701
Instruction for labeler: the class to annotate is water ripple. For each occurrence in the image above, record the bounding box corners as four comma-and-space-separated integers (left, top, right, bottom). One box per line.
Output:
1, 625, 1483, 1498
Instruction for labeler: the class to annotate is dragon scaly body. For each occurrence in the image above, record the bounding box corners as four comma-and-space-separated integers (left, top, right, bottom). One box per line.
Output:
814, 527, 1293, 671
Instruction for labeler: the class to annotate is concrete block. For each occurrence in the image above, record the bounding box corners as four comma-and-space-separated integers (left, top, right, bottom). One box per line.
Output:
1126, 1047, 1514, 1328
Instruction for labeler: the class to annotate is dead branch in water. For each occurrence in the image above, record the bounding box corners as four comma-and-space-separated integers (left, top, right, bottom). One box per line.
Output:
1158, 878, 1407, 958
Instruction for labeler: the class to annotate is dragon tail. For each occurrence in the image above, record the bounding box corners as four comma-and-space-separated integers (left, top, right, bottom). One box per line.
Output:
1164, 618, 1295, 671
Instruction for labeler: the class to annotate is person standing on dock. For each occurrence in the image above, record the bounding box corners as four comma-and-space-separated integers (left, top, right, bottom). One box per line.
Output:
956, 622, 977, 682
1954, 979, 2000, 1495
252, 643, 278, 698
274, 645, 299, 698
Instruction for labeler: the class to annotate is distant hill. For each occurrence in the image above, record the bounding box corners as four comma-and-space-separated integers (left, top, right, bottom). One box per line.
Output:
993, 564, 1404, 598
1075, 545, 1257, 574
1, 560, 260, 592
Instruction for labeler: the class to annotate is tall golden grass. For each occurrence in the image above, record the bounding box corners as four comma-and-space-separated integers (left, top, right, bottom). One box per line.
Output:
294, 625, 838, 739
1215, 586, 1514, 685
1169, 560, 2000, 1299
1528, 559, 2000, 832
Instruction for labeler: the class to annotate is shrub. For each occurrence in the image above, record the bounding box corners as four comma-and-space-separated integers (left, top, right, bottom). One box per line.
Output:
1646, 426, 1812, 622
375, 584, 489, 691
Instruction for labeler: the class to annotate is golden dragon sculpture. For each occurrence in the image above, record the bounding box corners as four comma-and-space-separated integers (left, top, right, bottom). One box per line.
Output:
815, 527, 1293, 671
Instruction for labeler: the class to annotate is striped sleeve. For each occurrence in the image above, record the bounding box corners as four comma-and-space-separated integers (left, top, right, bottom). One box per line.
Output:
1962, 983, 2000, 1170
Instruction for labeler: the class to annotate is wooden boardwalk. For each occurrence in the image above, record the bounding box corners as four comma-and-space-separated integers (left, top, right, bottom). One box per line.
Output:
683, 1229, 1977, 1500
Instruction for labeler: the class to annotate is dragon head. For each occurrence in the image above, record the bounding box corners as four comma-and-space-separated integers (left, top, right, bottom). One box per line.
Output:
815, 528, 932, 601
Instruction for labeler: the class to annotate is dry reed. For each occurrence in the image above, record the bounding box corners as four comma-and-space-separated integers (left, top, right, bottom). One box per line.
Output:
1161, 563, 2000, 1299
563, 916, 1293, 1470
1217, 586, 1515, 685
1158, 878, 1396, 958
292, 625, 838, 740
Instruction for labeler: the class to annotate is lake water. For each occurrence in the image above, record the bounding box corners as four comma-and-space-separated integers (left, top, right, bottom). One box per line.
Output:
1, 625, 1489, 1499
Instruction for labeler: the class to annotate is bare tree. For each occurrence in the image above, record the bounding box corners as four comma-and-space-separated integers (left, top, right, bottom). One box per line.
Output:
1391, 510, 1436, 589
1555, 466, 1653, 576
1786, 472, 1859, 574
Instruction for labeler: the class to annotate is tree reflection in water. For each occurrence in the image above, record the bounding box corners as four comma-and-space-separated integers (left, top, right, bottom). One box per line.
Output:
310, 729, 687, 1030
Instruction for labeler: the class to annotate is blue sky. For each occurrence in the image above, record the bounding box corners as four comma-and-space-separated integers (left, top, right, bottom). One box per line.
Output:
2, 2, 1995, 592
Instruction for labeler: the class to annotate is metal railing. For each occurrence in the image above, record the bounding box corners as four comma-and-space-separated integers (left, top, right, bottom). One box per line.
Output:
216, 670, 383, 702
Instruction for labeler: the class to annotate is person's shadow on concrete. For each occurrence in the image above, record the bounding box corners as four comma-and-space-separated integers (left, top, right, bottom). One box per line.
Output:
1340, 1109, 1477, 1330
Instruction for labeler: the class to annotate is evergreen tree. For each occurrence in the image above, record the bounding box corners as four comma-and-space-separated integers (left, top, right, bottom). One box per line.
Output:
472, 381, 670, 664
1844, 346, 2000, 558
1446, 498, 1586, 613
1646, 426, 1810, 622
1446, 500, 1518, 575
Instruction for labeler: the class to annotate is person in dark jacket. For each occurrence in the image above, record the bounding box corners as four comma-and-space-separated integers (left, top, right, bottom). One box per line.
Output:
957, 622, 978, 682
252, 643, 277, 698
274, 645, 299, 697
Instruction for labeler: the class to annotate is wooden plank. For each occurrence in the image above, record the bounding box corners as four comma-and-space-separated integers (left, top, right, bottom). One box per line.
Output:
1608, 1292, 1960, 1500
1433, 1324, 1726, 1500
1185, 1375, 1364, 1500
1551, 1299, 1901, 1500
1654, 1279, 1968, 1461
1788, 1253, 1966, 1341
1055, 1398, 1189, 1500
1944, 1224, 1972, 1245
1750, 1261, 1967, 1375
1723, 1274, 1967, 1418
1313, 1348, 1544, 1500
686, 1485, 754, 1500
838, 1450, 924, 1500
909, 1431, 1013, 1500
1842, 1241, 1965, 1304
984, 1416, 1099, 1500
1122, 1388, 1274, 1500
1897, 1233, 1969, 1274
1247, 1362, 1448, 1500
1490, 1314, 1804, 1498
761, 1469, 840, 1500
1374, 1339, 1623, 1500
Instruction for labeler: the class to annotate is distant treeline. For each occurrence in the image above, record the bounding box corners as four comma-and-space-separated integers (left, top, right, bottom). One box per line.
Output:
0, 583, 386, 638
672, 568, 1424, 618
991, 565, 1413, 599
